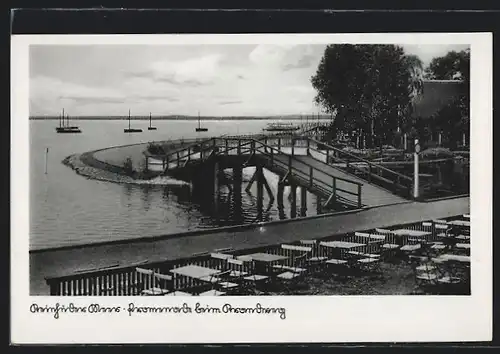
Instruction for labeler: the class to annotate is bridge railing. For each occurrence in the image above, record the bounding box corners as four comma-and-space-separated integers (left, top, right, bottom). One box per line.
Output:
210, 137, 362, 208
306, 137, 414, 197
249, 139, 363, 208
146, 135, 363, 208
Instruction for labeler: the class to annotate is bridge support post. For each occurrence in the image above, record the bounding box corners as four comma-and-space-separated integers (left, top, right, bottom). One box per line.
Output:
300, 187, 307, 217
233, 166, 243, 223
316, 195, 323, 214
256, 163, 264, 220
357, 184, 362, 208
277, 183, 285, 219
290, 183, 297, 218
213, 161, 220, 202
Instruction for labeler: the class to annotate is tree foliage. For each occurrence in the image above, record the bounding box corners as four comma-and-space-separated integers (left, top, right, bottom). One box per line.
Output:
311, 44, 424, 147
424, 49, 470, 146
424, 49, 470, 82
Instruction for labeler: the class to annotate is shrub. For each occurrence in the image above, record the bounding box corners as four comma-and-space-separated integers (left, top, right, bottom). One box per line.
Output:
123, 157, 134, 176
147, 142, 165, 156
420, 147, 454, 160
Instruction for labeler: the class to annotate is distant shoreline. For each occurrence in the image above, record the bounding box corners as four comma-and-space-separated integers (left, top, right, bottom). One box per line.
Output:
30, 116, 332, 121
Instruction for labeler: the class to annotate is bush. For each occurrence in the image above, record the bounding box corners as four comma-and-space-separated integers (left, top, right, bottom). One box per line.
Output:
420, 147, 454, 159
147, 142, 165, 156
122, 157, 134, 176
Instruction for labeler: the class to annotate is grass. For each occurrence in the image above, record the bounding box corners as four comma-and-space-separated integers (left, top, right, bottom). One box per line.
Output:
261, 261, 418, 296
258, 258, 469, 296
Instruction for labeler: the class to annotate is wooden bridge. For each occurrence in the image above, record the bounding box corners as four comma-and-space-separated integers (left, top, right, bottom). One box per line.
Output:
145, 135, 412, 209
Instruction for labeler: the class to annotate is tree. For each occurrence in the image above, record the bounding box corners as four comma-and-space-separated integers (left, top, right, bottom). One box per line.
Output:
424, 49, 470, 145
424, 49, 470, 82
311, 44, 424, 147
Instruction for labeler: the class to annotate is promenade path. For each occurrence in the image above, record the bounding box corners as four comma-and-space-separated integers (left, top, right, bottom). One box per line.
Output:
268, 154, 407, 207
30, 196, 469, 295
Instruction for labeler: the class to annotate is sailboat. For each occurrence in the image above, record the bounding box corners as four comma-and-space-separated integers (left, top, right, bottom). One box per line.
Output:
147, 112, 157, 130
124, 109, 143, 133
55, 108, 81, 133
195, 111, 208, 132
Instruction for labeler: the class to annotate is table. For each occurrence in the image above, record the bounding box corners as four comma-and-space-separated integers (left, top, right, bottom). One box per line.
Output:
432, 254, 470, 263
392, 229, 432, 237
320, 241, 365, 249
170, 265, 221, 282
245, 253, 288, 276
245, 253, 288, 262
448, 220, 471, 227
165, 291, 193, 296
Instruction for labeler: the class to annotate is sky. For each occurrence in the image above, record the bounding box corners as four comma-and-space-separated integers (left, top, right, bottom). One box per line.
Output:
29, 43, 470, 117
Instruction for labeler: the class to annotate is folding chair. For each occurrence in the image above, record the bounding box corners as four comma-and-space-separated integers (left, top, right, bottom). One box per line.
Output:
275, 253, 309, 293
301, 239, 327, 263
136, 268, 173, 296
273, 244, 311, 274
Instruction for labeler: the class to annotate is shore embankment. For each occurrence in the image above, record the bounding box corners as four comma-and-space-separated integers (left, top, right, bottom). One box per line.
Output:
61, 139, 193, 184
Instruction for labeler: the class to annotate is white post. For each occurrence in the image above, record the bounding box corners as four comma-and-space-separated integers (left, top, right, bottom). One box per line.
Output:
404, 133, 407, 150
438, 132, 442, 146
44, 147, 49, 174
463, 133, 466, 147
356, 135, 360, 149
413, 139, 419, 199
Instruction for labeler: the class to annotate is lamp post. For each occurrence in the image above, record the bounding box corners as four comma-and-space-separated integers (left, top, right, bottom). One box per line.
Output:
413, 139, 420, 199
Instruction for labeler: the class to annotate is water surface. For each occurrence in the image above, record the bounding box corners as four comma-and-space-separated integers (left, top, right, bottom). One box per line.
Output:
30, 119, 326, 251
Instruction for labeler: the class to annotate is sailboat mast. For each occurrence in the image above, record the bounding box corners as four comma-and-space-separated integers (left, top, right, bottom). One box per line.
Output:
62, 108, 65, 127
198, 111, 200, 129
149, 112, 152, 127
128, 109, 131, 130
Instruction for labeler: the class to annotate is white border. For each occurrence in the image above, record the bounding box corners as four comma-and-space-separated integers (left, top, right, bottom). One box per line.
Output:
11, 33, 492, 344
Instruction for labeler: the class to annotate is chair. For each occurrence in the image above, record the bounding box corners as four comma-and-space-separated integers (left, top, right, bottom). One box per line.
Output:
136, 268, 173, 296
198, 289, 226, 296
196, 269, 239, 295
355, 257, 381, 273
213, 247, 235, 253
210, 252, 234, 271
275, 253, 309, 293
273, 244, 311, 274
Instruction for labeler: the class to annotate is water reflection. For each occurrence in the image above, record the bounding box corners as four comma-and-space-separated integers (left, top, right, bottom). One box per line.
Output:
140, 185, 153, 212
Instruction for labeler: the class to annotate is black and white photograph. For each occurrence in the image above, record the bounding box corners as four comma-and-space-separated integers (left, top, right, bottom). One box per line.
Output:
11, 32, 491, 343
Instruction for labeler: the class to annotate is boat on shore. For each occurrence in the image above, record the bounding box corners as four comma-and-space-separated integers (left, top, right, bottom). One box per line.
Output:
263, 122, 300, 132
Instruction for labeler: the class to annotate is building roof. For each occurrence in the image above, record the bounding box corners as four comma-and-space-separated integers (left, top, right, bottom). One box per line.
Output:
411, 80, 465, 119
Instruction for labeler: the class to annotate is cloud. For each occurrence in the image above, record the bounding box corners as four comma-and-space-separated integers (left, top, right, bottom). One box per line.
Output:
59, 96, 126, 105
218, 100, 242, 105
29, 45, 325, 116
30, 76, 127, 113
131, 54, 224, 86
134, 95, 179, 102
403, 44, 471, 65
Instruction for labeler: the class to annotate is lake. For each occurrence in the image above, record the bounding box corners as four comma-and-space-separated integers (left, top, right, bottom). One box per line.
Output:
30, 119, 328, 251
